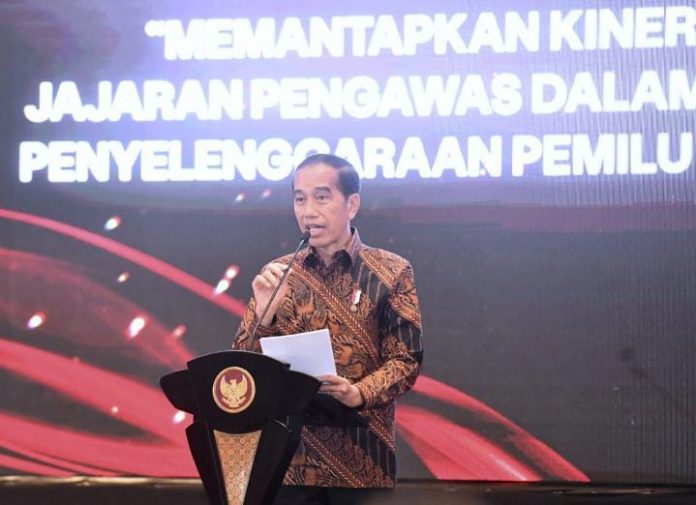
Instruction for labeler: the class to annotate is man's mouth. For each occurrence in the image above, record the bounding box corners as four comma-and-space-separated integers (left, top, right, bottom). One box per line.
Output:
306, 224, 325, 234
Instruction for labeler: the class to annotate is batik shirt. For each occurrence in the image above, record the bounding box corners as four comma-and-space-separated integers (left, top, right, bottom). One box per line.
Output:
233, 229, 423, 488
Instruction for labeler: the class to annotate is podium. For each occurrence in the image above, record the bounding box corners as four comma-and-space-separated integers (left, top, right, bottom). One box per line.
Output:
160, 350, 366, 505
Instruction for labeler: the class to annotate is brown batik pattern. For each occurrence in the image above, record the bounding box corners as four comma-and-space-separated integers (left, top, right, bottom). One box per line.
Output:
213, 430, 261, 505
233, 230, 423, 488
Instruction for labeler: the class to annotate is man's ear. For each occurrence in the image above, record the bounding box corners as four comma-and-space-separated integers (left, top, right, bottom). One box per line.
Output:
347, 193, 361, 220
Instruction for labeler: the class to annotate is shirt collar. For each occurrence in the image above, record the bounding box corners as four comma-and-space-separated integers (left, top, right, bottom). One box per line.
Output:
303, 227, 362, 268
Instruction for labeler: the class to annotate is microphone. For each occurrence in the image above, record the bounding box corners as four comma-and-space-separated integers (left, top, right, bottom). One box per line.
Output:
246, 231, 311, 351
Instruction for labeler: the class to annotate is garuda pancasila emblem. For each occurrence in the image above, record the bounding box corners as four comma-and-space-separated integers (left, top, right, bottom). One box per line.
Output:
221, 375, 248, 409
213, 367, 256, 413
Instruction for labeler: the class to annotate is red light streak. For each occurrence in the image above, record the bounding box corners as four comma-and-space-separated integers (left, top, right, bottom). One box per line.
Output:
397, 406, 540, 480
0, 209, 246, 316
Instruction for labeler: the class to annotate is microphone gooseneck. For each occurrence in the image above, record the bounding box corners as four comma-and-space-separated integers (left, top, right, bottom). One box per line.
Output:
246, 231, 311, 351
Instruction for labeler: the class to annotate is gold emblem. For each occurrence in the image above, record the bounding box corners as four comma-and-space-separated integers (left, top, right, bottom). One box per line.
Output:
212, 367, 256, 414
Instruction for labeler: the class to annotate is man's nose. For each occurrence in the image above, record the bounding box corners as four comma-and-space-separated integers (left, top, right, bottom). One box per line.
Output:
304, 199, 318, 216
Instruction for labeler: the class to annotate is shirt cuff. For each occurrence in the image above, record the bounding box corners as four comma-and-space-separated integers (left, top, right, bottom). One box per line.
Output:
353, 378, 376, 409
251, 315, 277, 339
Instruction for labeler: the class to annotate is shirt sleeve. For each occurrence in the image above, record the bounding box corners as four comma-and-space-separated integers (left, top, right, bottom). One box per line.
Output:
232, 297, 278, 352
354, 262, 424, 408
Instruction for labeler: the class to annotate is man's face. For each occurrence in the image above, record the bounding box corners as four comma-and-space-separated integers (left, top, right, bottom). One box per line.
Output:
293, 163, 360, 260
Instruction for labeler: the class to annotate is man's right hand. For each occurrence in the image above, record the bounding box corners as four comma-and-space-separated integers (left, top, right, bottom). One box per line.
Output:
252, 262, 290, 326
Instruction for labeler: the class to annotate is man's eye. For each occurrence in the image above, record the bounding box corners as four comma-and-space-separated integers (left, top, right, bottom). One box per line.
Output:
294, 196, 305, 203
317, 194, 329, 201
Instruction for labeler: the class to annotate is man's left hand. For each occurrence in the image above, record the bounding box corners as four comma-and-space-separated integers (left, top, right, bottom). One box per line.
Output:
317, 375, 364, 408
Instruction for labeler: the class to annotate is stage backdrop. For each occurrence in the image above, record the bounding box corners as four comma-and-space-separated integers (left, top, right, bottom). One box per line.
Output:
1, 0, 695, 483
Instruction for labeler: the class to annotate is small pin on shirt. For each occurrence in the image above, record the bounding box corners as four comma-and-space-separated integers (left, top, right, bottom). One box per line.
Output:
351, 289, 362, 312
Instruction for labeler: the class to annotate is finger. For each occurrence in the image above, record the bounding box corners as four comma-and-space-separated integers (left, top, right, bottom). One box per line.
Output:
268, 266, 292, 285
261, 274, 277, 289
319, 385, 343, 395
264, 270, 282, 284
319, 382, 340, 392
265, 263, 287, 278
317, 375, 341, 384
253, 275, 273, 290
322, 385, 350, 396
260, 271, 281, 287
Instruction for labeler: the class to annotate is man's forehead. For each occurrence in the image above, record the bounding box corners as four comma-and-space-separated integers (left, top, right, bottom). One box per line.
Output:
293, 163, 339, 191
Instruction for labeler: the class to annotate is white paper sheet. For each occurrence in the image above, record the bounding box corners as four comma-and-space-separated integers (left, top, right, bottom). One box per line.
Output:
259, 328, 337, 378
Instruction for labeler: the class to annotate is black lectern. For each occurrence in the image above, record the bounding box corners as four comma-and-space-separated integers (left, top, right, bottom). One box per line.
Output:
160, 350, 320, 505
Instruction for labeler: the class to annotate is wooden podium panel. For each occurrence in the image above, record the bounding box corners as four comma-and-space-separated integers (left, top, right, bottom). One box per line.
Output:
160, 351, 319, 505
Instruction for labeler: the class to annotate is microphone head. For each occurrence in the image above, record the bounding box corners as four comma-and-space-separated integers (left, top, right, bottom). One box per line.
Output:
300, 231, 311, 243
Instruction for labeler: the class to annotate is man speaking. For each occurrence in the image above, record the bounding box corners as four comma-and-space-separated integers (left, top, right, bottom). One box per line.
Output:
234, 154, 423, 504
